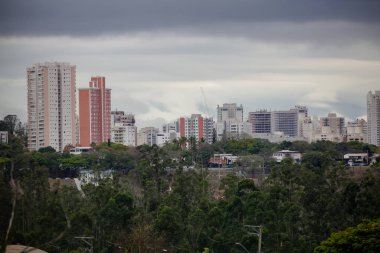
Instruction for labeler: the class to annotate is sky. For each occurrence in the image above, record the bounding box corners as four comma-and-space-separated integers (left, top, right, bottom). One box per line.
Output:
0, 0, 379, 127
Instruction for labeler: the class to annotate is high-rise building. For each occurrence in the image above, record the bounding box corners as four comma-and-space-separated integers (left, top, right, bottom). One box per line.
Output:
367, 91, 380, 146
216, 103, 249, 140
271, 110, 299, 137
79, 76, 111, 146
27, 62, 76, 152
346, 119, 367, 143
248, 110, 272, 134
137, 127, 159, 146
320, 113, 345, 135
248, 106, 306, 139
217, 103, 243, 123
179, 114, 214, 144
111, 111, 137, 146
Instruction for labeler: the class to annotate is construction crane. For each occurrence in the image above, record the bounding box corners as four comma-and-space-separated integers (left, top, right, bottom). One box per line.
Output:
200, 87, 212, 118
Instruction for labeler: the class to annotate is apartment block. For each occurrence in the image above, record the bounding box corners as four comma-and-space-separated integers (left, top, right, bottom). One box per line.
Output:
346, 119, 367, 143
110, 111, 137, 146
79, 76, 111, 146
367, 91, 380, 146
179, 114, 214, 144
216, 103, 248, 140
27, 62, 76, 152
137, 127, 159, 146
217, 103, 243, 123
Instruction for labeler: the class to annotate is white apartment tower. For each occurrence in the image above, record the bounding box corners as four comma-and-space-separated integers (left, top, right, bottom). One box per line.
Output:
367, 91, 380, 146
217, 103, 243, 123
27, 62, 76, 152
110, 111, 137, 146
216, 103, 250, 140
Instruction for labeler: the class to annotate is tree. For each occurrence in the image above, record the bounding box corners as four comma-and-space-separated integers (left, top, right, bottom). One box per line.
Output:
38, 146, 56, 153
314, 219, 380, 253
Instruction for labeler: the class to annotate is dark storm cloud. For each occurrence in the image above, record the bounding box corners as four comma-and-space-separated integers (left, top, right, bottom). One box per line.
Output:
1, 0, 380, 36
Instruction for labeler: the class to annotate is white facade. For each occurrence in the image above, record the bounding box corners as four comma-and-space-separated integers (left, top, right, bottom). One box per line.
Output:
216, 121, 252, 140
137, 127, 159, 146
156, 132, 178, 147
0, 131, 8, 144
217, 103, 243, 123
110, 112, 137, 146
216, 103, 248, 141
367, 91, 380, 146
273, 150, 302, 163
111, 123, 137, 146
27, 62, 76, 152
79, 169, 113, 186
162, 123, 178, 133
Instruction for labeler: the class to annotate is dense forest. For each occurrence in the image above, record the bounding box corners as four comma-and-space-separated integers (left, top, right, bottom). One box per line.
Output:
1, 121, 380, 253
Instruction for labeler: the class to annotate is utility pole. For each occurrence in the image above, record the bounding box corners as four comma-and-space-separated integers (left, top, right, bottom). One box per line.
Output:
244, 225, 262, 253
75, 236, 94, 253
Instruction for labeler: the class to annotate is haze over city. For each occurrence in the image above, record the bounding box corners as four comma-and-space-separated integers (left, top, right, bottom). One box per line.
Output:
1, 0, 380, 127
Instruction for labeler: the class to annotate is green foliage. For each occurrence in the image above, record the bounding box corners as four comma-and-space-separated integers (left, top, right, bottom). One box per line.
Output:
38, 146, 57, 153
1, 137, 380, 253
314, 219, 380, 253
59, 155, 88, 169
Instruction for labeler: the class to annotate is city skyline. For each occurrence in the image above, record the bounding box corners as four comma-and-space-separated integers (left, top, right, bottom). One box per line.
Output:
1, 1, 380, 127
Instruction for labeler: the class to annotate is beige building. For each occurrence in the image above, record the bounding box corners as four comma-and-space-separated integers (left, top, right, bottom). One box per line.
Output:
346, 119, 367, 143
27, 62, 76, 152
111, 111, 137, 146
367, 91, 380, 146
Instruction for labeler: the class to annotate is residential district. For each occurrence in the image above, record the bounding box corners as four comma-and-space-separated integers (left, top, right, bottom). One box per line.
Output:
1, 62, 378, 151
1, 62, 380, 253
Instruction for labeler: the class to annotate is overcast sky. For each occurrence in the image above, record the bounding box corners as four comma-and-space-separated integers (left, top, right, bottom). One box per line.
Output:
1, 0, 379, 127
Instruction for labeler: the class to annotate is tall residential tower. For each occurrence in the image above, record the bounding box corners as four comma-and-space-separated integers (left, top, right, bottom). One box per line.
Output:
79, 76, 111, 146
367, 91, 380, 146
27, 62, 76, 152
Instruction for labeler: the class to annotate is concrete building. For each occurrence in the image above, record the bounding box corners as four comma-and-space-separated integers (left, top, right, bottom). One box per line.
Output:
216, 121, 252, 140
247, 106, 307, 141
78, 76, 111, 147
110, 111, 137, 146
299, 117, 314, 143
312, 113, 345, 142
179, 114, 214, 144
137, 127, 159, 146
248, 110, 272, 134
346, 119, 367, 143
273, 150, 302, 163
0, 131, 8, 143
162, 122, 178, 133
320, 113, 345, 135
216, 103, 249, 141
367, 91, 380, 146
271, 110, 299, 137
111, 110, 125, 125
217, 103, 243, 123
27, 62, 76, 152
156, 132, 178, 146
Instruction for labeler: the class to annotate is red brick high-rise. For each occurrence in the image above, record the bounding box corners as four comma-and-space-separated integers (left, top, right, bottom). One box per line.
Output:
79, 76, 111, 146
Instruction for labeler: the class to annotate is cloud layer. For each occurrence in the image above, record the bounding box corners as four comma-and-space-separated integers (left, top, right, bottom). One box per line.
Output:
0, 1, 379, 127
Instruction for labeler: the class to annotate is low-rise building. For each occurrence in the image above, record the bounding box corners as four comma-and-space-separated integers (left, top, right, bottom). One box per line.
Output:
208, 154, 238, 168
0, 131, 8, 143
343, 153, 369, 166
273, 150, 302, 163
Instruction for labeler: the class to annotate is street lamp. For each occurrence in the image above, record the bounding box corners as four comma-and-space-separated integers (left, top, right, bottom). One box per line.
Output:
244, 225, 262, 253
235, 242, 250, 253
